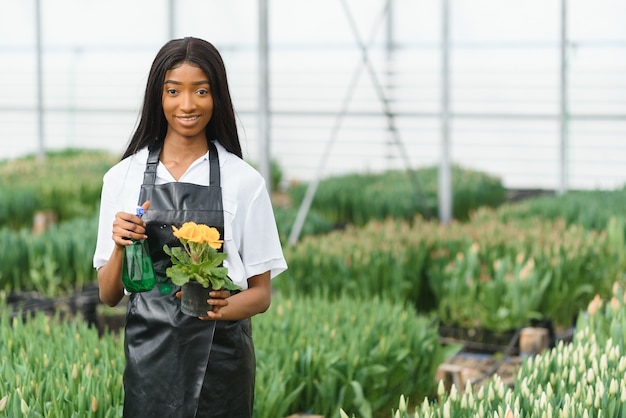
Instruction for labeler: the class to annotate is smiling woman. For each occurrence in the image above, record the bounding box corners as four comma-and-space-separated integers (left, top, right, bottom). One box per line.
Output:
93, 37, 287, 418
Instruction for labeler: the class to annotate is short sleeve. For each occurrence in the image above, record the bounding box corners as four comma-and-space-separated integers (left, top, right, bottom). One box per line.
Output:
240, 180, 288, 280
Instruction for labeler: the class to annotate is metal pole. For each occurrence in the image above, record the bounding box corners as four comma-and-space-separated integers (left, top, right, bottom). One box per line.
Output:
439, 0, 452, 222
385, 0, 394, 167
35, 0, 45, 160
258, 0, 271, 193
559, 0, 569, 195
168, 0, 176, 39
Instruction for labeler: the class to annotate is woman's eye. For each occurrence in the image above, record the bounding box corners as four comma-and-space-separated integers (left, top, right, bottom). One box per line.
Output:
197, 89, 209, 95
166, 88, 178, 94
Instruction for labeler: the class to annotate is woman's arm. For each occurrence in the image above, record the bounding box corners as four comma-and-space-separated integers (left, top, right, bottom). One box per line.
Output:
97, 246, 126, 306
203, 271, 272, 321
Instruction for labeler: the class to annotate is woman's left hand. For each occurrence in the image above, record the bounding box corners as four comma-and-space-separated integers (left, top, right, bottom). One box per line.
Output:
175, 288, 231, 320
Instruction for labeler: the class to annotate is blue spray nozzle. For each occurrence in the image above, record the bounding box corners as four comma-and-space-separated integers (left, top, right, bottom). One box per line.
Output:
136, 206, 145, 218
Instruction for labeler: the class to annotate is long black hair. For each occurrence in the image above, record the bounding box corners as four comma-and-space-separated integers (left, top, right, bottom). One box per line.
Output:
121, 37, 242, 160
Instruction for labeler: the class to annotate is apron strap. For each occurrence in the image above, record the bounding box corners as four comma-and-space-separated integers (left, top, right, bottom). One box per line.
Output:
143, 145, 161, 186
208, 140, 220, 187
142, 140, 220, 187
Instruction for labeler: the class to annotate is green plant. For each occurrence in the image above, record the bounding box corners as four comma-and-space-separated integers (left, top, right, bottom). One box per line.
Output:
0, 215, 98, 297
0, 296, 124, 417
495, 188, 626, 235
163, 222, 239, 290
346, 284, 626, 417
253, 293, 453, 418
275, 218, 429, 305
287, 165, 506, 226
0, 148, 117, 228
0, 291, 453, 418
272, 205, 334, 244
431, 243, 551, 332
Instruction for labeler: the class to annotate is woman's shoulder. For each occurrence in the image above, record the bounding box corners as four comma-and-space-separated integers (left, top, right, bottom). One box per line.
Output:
215, 143, 263, 181
103, 147, 148, 183
216, 147, 269, 200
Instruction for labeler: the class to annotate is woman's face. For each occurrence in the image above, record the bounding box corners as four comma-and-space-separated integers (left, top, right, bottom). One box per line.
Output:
162, 62, 214, 142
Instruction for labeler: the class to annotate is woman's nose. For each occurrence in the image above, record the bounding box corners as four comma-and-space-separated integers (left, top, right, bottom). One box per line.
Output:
180, 92, 195, 111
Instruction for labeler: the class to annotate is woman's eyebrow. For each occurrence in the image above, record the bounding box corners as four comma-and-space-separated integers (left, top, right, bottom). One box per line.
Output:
163, 80, 210, 85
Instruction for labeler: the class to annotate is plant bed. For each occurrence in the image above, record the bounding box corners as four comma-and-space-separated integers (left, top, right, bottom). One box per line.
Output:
439, 325, 520, 355
96, 296, 128, 336
71, 283, 101, 327
6, 283, 102, 327
6, 291, 62, 320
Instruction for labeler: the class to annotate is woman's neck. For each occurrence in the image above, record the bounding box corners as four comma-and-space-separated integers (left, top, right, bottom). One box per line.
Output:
160, 138, 209, 181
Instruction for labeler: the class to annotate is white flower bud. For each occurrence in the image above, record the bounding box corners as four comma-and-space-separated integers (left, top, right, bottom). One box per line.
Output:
20, 399, 29, 415
450, 385, 459, 402
468, 389, 475, 407
443, 401, 451, 418
421, 397, 431, 414
478, 386, 485, 401
568, 368, 577, 385
610, 379, 618, 395
600, 355, 608, 374
438, 380, 446, 398
399, 395, 406, 413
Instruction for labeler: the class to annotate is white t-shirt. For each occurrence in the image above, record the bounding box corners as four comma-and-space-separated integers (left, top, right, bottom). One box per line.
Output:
93, 141, 287, 290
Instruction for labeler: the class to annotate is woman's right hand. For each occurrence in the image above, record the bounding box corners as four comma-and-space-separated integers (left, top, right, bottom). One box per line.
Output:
112, 200, 151, 248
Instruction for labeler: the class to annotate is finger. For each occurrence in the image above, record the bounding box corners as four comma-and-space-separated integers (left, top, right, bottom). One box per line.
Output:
112, 225, 132, 246
113, 235, 132, 247
209, 290, 230, 299
207, 298, 228, 308
199, 310, 222, 321
113, 217, 147, 240
113, 224, 137, 241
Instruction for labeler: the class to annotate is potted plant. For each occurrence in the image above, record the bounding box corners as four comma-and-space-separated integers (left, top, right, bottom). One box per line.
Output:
163, 222, 240, 317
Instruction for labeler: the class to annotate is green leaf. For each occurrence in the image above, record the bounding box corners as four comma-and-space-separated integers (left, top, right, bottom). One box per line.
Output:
166, 265, 192, 286
163, 245, 192, 265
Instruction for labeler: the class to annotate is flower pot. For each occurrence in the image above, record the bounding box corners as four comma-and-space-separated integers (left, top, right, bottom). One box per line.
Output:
180, 281, 213, 317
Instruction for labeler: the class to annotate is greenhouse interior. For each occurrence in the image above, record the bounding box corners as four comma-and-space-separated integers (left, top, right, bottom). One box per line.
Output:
1, 1, 626, 417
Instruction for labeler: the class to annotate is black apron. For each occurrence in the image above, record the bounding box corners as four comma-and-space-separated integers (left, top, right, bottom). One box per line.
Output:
123, 140, 255, 418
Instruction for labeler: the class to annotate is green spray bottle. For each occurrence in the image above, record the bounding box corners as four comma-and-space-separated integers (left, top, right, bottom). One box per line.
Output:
121, 206, 156, 292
